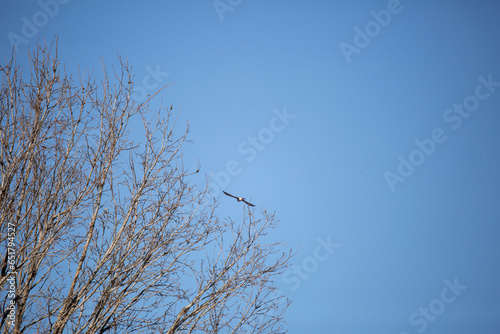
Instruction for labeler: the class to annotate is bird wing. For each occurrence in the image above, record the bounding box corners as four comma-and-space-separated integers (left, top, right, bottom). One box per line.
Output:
223, 191, 239, 200
242, 199, 255, 207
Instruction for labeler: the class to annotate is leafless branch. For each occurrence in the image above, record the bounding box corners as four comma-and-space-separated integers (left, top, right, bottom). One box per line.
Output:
0, 40, 292, 334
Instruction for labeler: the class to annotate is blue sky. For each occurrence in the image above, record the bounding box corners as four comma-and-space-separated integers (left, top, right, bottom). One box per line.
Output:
2, 0, 500, 333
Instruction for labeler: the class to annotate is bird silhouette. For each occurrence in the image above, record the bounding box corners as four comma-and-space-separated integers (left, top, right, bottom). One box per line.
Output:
223, 191, 255, 207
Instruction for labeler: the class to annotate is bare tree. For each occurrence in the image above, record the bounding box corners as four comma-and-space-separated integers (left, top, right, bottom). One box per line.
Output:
0, 41, 292, 334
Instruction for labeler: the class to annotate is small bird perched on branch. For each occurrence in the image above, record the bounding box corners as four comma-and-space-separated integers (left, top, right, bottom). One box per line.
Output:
223, 191, 255, 207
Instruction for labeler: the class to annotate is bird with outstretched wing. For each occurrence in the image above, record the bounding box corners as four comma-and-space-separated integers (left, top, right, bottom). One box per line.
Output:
223, 191, 255, 207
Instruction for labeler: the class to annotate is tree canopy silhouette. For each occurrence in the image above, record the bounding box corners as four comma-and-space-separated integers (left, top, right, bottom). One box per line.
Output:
0, 40, 291, 334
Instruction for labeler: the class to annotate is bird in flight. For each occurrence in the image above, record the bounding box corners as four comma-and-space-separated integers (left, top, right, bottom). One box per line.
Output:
223, 191, 255, 207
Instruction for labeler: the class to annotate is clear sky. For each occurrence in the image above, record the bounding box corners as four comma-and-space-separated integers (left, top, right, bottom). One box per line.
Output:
2, 0, 500, 333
